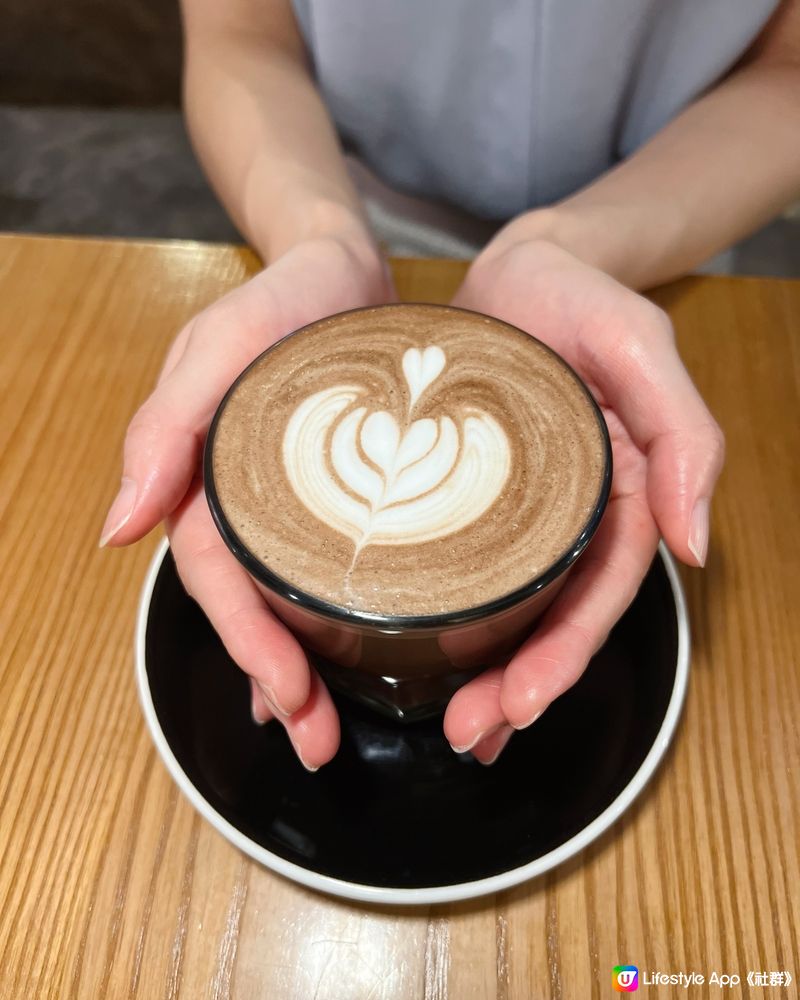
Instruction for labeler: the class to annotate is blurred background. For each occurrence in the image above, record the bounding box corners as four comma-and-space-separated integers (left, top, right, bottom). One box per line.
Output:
1, 0, 798, 273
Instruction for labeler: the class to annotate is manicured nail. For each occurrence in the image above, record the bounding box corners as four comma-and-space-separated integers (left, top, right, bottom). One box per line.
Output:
449, 722, 504, 754
250, 684, 269, 725
688, 497, 710, 567
510, 708, 543, 732
474, 725, 514, 766
251, 704, 269, 726
258, 683, 291, 717
99, 477, 137, 547
295, 747, 320, 773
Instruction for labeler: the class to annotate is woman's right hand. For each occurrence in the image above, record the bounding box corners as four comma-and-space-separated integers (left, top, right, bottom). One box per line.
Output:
101, 233, 394, 770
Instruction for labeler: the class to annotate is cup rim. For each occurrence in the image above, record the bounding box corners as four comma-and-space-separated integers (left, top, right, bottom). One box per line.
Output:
203, 302, 613, 631
135, 536, 690, 906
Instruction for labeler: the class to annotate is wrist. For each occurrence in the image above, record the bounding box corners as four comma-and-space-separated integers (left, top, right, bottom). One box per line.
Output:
482, 204, 644, 287
322, 224, 393, 300
249, 191, 372, 259
257, 196, 390, 293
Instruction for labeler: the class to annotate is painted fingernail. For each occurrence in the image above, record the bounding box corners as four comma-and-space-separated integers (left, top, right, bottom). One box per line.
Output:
449, 722, 504, 754
258, 683, 291, 717
473, 725, 514, 766
510, 708, 544, 732
688, 497, 710, 567
99, 477, 137, 547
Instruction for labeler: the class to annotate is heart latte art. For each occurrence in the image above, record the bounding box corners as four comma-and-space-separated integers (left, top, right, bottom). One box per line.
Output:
283, 346, 511, 555
210, 305, 607, 616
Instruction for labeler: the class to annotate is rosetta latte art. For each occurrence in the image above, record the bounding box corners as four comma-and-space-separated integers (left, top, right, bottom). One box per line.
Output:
282, 346, 511, 554
211, 304, 607, 615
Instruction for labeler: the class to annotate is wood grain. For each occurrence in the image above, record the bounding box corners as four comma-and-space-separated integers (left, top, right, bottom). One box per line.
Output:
0, 234, 797, 999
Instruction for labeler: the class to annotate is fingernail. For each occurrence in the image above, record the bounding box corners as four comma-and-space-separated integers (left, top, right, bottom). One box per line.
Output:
99, 477, 137, 547
510, 708, 544, 732
449, 722, 504, 754
474, 725, 514, 766
258, 683, 291, 717
251, 703, 269, 726
250, 682, 270, 725
295, 747, 320, 773
688, 497, 710, 567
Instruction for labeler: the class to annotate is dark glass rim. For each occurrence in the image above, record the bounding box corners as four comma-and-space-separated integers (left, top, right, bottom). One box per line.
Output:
203, 303, 613, 631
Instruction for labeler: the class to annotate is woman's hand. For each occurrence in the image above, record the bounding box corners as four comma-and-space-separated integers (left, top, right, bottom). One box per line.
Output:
101, 233, 394, 770
443, 238, 724, 764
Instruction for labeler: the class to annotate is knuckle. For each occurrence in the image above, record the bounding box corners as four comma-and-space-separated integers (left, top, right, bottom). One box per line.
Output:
640, 302, 675, 343
219, 604, 260, 637
185, 283, 255, 349
703, 419, 726, 471
710, 420, 726, 456
173, 537, 228, 604
188, 539, 234, 585
690, 417, 725, 456
563, 618, 600, 656
654, 304, 675, 335
167, 319, 194, 359
185, 311, 215, 350
126, 401, 160, 437
123, 402, 162, 456
219, 608, 270, 667
587, 300, 674, 372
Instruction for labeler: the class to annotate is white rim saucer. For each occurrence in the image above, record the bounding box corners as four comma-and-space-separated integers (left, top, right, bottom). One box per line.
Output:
135, 537, 690, 906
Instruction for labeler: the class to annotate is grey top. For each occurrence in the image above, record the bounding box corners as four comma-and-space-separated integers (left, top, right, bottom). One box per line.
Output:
291, 0, 778, 220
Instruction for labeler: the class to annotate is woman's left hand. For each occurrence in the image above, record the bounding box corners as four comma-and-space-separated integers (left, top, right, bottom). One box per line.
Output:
443, 238, 724, 764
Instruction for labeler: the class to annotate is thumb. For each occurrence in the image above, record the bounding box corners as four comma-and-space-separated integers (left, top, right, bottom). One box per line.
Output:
645, 422, 725, 567
100, 396, 204, 547
100, 282, 281, 548
580, 301, 726, 567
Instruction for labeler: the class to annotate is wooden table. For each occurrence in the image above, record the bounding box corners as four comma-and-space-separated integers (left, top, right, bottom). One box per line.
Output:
1, 234, 798, 999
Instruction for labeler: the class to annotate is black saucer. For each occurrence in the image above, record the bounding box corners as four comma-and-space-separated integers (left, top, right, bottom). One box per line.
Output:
137, 543, 687, 902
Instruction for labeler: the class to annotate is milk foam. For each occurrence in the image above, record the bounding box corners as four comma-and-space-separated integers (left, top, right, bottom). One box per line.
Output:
282, 347, 511, 554
211, 304, 607, 616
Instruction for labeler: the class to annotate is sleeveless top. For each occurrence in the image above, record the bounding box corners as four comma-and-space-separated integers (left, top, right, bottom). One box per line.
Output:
291, 0, 778, 220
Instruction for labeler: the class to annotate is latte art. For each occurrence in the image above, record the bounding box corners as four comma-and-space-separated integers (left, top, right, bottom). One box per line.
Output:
209, 305, 608, 616
282, 346, 511, 554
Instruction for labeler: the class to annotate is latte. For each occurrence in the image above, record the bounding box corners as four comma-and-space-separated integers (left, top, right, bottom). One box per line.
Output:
208, 304, 608, 617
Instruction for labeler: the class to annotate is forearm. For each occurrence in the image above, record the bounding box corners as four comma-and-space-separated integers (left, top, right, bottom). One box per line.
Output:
495, 60, 800, 290
183, 29, 374, 264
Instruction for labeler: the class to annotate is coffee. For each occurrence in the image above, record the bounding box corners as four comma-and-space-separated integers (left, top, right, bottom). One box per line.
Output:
209, 304, 607, 617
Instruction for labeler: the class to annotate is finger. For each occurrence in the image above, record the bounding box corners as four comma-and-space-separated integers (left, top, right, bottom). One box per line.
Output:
500, 489, 658, 729
443, 669, 515, 765
168, 484, 312, 716
251, 678, 340, 774
157, 321, 193, 383
102, 235, 397, 549
578, 300, 725, 566
250, 677, 275, 725
250, 671, 341, 771
471, 725, 514, 766
100, 304, 271, 548
99, 400, 203, 548
443, 665, 507, 753
279, 668, 341, 771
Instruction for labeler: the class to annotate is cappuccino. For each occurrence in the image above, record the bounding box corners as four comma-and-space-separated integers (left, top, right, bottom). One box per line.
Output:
209, 305, 607, 617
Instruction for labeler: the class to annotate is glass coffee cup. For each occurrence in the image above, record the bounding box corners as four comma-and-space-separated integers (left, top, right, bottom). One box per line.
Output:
204, 304, 612, 721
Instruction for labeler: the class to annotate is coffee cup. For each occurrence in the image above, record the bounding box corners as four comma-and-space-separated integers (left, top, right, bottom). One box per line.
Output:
204, 304, 611, 720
